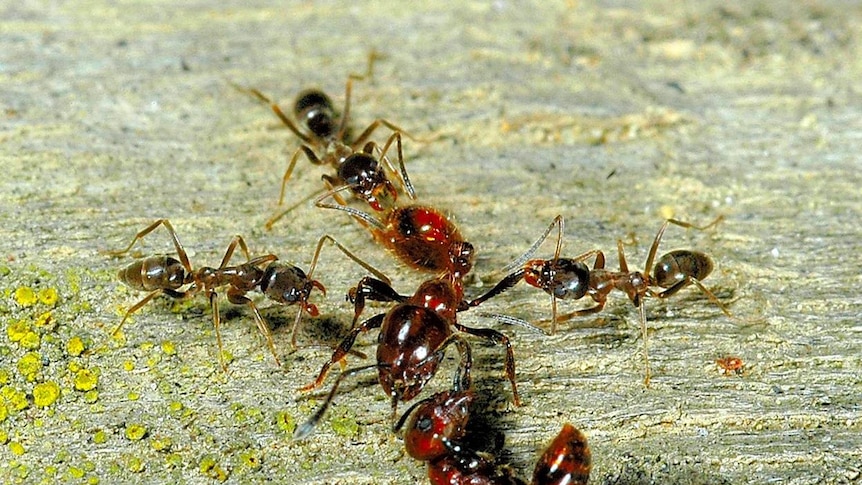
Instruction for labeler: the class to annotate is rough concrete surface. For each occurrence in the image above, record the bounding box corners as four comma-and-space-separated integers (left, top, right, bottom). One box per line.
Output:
1, 1, 860, 484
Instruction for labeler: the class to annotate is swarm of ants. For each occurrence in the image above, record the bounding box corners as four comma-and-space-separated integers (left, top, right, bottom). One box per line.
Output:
102, 66, 741, 483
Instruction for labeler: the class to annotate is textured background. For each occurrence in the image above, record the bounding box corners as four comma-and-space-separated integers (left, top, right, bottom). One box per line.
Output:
1, 1, 860, 484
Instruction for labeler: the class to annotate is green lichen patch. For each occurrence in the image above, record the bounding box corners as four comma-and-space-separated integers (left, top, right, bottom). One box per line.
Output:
199, 455, 229, 482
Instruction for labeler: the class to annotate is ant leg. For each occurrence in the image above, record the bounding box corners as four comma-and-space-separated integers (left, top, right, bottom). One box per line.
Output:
277, 145, 325, 206
244, 86, 311, 143
353, 118, 425, 147
652, 278, 733, 319
265, 187, 328, 231
638, 303, 651, 388
227, 288, 281, 367
314, 186, 387, 232
105, 219, 193, 275
112, 289, 162, 336
644, 216, 724, 271
551, 299, 607, 324
464, 269, 527, 309
300, 313, 385, 392
429, 334, 474, 394
208, 290, 228, 372
308, 234, 390, 284
348, 277, 407, 329
217, 235, 256, 268
369, 132, 417, 200
294, 363, 382, 440
452, 322, 520, 406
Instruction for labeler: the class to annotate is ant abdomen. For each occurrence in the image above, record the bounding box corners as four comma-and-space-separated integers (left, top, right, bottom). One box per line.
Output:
294, 89, 338, 139
118, 256, 187, 292
653, 249, 714, 288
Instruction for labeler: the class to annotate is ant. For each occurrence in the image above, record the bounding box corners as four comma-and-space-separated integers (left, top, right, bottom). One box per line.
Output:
315, 173, 475, 280
396, 383, 591, 485
234, 76, 418, 229
466, 214, 731, 386
105, 219, 384, 369
293, 272, 521, 440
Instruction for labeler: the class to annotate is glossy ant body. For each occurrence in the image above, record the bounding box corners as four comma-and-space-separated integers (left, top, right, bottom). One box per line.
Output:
107, 219, 382, 369
396, 381, 591, 485
293, 273, 520, 440
467, 215, 731, 386
236, 78, 417, 229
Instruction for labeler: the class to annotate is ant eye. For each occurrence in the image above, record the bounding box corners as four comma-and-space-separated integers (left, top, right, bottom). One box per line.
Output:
416, 416, 433, 432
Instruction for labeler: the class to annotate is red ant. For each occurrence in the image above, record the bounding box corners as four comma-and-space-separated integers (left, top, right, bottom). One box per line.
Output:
466, 214, 731, 386
293, 272, 521, 440
396, 382, 591, 485
235, 77, 418, 229
315, 177, 476, 280
106, 219, 383, 369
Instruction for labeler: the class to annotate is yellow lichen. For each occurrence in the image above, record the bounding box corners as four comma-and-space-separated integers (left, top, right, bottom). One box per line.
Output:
19, 331, 41, 350
150, 436, 172, 452
14, 287, 37, 307
1, 386, 29, 411
125, 423, 147, 441
275, 410, 296, 434
34, 312, 53, 328
7, 320, 29, 343
127, 392, 140, 401
239, 450, 261, 470
126, 456, 144, 473
0, 429, 8, 444
66, 336, 85, 357
160, 340, 176, 355
68, 466, 85, 479
37, 287, 59, 306
0, 403, 7, 423
17, 352, 42, 382
9, 441, 25, 455
0, 368, 8, 385
199, 455, 228, 482
122, 360, 135, 372
33, 381, 61, 408
93, 430, 107, 444
74, 369, 98, 391
84, 390, 99, 403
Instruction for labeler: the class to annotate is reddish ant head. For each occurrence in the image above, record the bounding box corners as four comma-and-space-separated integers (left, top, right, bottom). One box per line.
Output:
653, 249, 714, 288
400, 390, 474, 462
523, 258, 590, 300
531, 423, 591, 485
449, 241, 475, 280
294, 89, 338, 140
259, 263, 326, 308
338, 153, 398, 211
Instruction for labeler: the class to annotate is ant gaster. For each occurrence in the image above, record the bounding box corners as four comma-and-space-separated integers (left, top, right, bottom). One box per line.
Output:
467, 215, 731, 386
107, 219, 383, 369
293, 273, 520, 440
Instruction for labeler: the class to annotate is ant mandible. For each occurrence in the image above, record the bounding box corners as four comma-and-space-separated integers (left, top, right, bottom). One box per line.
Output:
293, 272, 521, 440
235, 76, 419, 228
106, 219, 385, 369
467, 214, 731, 386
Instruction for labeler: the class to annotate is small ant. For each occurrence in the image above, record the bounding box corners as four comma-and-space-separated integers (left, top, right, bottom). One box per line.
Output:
235, 77, 418, 228
293, 273, 521, 440
467, 214, 731, 386
531, 423, 592, 485
106, 219, 383, 369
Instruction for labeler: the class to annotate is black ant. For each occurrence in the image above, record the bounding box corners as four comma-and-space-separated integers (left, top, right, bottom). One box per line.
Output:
293, 272, 521, 440
105, 219, 384, 369
467, 214, 731, 386
234, 77, 418, 229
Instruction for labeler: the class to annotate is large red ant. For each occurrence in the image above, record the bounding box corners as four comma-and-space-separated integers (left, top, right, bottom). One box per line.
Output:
292, 272, 521, 440
395, 379, 591, 485
105, 219, 384, 369
235, 77, 418, 229
466, 214, 732, 386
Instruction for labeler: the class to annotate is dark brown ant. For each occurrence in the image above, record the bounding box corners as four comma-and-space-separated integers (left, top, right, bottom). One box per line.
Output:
467, 214, 731, 386
234, 77, 418, 229
293, 273, 521, 440
106, 219, 383, 369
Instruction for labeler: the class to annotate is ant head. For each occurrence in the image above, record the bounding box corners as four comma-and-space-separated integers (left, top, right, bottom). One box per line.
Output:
400, 390, 474, 462
294, 89, 337, 140
260, 263, 322, 307
449, 241, 475, 279
338, 153, 398, 211
524, 258, 590, 300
